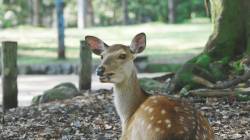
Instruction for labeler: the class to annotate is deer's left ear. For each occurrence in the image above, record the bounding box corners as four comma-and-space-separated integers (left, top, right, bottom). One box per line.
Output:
130, 32, 146, 54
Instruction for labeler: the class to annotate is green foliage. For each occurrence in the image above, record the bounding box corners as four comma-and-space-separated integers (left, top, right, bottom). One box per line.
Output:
93, 0, 123, 26
128, 0, 168, 23
0, 0, 208, 27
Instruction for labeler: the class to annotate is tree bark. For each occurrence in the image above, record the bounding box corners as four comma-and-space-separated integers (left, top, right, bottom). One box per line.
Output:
77, 0, 94, 28
32, 0, 41, 26
122, 0, 129, 25
55, 0, 65, 59
168, 0, 176, 23
170, 0, 250, 93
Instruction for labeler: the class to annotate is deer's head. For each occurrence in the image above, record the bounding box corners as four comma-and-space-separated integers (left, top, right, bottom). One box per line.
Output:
85, 33, 146, 84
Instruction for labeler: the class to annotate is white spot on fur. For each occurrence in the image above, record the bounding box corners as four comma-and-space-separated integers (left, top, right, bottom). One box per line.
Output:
157, 120, 162, 124
184, 127, 188, 132
150, 116, 154, 120
161, 109, 166, 114
165, 119, 170, 124
179, 130, 184, 134
164, 119, 171, 128
148, 108, 154, 113
144, 106, 149, 111
141, 104, 145, 108
155, 127, 160, 132
167, 124, 171, 128
153, 100, 158, 103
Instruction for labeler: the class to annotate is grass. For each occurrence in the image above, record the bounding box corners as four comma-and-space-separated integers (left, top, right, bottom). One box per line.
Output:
0, 22, 212, 65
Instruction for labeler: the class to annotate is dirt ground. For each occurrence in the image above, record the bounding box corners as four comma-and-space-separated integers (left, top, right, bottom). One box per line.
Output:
0, 89, 249, 140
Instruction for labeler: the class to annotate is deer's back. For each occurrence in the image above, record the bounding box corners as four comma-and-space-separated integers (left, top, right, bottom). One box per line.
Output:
123, 95, 214, 140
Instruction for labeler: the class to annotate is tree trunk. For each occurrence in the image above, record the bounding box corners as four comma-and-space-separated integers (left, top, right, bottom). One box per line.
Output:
55, 0, 65, 59
122, 0, 129, 25
168, 0, 176, 23
77, 0, 94, 28
32, 0, 41, 26
87, 0, 94, 26
170, 0, 250, 93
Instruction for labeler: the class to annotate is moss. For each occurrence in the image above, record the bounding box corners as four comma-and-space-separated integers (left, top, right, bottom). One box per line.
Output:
217, 57, 230, 65
195, 54, 211, 68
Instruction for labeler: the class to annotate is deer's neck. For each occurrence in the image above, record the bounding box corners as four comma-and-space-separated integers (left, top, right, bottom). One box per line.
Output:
114, 68, 147, 127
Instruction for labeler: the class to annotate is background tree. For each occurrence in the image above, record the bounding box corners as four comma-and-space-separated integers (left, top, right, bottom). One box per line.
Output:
168, 0, 176, 23
77, 0, 94, 28
170, 0, 250, 93
32, 0, 41, 26
122, 0, 129, 25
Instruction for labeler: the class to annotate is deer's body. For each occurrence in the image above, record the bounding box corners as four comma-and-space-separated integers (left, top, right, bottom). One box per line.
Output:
85, 33, 214, 140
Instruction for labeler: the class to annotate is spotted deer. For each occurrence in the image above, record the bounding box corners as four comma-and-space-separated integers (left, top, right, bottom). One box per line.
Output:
85, 33, 214, 140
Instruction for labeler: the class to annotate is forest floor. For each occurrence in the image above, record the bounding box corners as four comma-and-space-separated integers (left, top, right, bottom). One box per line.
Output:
0, 89, 249, 140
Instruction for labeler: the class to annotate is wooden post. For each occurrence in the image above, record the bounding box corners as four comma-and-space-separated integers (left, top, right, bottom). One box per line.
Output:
55, 0, 65, 59
1, 41, 18, 110
79, 40, 92, 90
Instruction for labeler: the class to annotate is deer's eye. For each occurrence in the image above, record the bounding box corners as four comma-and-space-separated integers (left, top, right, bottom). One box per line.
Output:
100, 55, 103, 59
119, 54, 126, 59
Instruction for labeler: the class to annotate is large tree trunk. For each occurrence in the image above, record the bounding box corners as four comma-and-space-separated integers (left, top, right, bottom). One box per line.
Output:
170, 0, 250, 93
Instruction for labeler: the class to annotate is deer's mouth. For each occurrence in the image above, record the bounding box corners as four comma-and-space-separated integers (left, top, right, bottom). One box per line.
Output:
99, 73, 115, 82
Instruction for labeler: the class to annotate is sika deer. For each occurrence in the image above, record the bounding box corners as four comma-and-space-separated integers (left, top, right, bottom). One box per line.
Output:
85, 33, 214, 140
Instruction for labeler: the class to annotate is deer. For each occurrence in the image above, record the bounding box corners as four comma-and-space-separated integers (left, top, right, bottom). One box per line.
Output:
85, 33, 214, 140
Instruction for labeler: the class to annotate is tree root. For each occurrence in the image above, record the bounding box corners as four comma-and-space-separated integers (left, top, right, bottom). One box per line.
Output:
212, 69, 250, 89
152, 72, 175, 82
187, 88, 250, 98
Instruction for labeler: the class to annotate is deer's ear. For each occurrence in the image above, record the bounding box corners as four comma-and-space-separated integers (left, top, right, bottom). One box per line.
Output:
85, 36, 108, 55
130, 33, 146, 54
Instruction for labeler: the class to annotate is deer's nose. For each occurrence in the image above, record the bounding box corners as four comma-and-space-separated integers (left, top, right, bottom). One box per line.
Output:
96, 66, 105, 76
